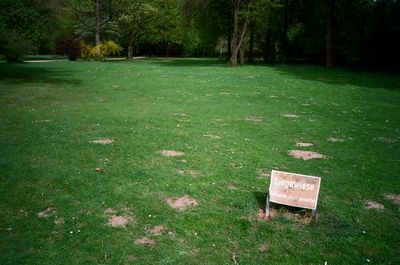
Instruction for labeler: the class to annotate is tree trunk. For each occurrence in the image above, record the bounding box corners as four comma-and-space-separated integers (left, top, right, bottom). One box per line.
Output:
239, 48, 244, 64
230, 0, 239, 66
326, 0, 335, 68
227, 30, 232, 61
127, 44, 133, 59
281, 0, 289, 63
230, 0, 249, 66
95, 0, 101, 58
264, 29, 271, 62
248, 22, 255, 63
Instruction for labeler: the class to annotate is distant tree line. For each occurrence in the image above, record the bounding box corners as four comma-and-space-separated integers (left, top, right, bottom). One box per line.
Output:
0, 0, 399, 69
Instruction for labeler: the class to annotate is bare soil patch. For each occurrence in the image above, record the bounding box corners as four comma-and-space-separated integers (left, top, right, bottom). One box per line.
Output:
257, 170, 270, 179
296, 142, 314, 147
245, 116, 262, 122
90, 138, 114, 144
384, 194, 400, 204
203, 134, 221, 139
166, 196, 198, 211
54, 217, 64, 225
257, 208, 276, 221
149, 225, 165, 236
289, 150, 326, 160
134, 236, 156, 246
37, 207, 55, 218
159, 150, 185, 157
228, 183, 238, 190
328, 137, 344, 142
178, 169, 198, 177
364, 200, 384, 210
104, 208, 116, 214
283, 114, 299, 118
259, 243, 269, 252
108, 215, 130, 227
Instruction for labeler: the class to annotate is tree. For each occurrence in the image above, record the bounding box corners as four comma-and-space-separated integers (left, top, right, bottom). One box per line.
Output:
230, 0, 251, 66
71, 0, 115, 58
325, 0, 335, 68
116, 0, 157, 58
0, 0, 60, 61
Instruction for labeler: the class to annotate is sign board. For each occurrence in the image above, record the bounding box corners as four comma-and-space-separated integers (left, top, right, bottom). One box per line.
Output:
269, 170, 321, 210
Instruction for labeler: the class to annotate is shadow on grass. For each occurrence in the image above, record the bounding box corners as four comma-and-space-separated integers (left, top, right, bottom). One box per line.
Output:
0, 63, 81, 86
253, 191, 311, 220
273, 64, 400, 91
152, 58, 228, 68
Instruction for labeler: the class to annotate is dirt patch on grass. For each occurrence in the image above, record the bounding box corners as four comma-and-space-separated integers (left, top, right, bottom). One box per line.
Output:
134, 236, 156, 246
289, 150, 326, 160
149, 225, 165, 236
257, 170, 270, 179
108, 215, 131, 227
54, 217, 64, 225
245, 116, 262, 122
171, 113, 187, 117
384, 194, 400, 204
283, 114, 299, 118
90, 138, 114, 144
159, 150, 185, 157
178, 169, 199, 177
166, 196, 198, 211
104, 208, 116, 214
328, 137, 344, 142
257, 208, 276, 220
37, 207, 55, 218
364, 200, 384, 210
228, 183, 238, 190
296, 142, 314, 147
203, 134, 221, 139
258, 243, 269, 252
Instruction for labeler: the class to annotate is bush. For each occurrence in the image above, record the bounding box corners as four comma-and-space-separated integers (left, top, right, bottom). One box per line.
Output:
0, 31, 32, 62
56, 36, 81, 61
80, 40, 120, 60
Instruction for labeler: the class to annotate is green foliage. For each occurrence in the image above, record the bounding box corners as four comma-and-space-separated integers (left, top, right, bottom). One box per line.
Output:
0, 31, 32, 62
0, 0, 61, 53
80, 40, 120, 60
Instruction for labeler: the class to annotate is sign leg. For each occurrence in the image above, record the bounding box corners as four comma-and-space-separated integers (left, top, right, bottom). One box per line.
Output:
265, 193, 270, 219
311, 208, 317, 221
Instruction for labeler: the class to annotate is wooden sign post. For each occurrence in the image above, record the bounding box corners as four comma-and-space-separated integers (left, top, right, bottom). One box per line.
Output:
266, 170, 321, 220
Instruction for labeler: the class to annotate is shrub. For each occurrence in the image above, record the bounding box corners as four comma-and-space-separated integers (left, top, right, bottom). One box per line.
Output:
0, 31, 32, 62
56, 36, 81, 61
80, 40, 120, 60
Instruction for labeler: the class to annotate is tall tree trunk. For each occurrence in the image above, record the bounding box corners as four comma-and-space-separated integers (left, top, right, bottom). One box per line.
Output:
326, 0, 335, 68
127, 44, 133, 59
264, 29, 271, 62
230, 0, 249, 66
248, 22, 255, 63
281, 0, 289, 63
230, 0, 239, 66
227, 29, 232, 61
95, 0, 101, 58
239, 48, 244, 64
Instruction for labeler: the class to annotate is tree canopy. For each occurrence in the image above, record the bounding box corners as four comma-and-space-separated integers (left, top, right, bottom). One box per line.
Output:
0, 0, 399, 68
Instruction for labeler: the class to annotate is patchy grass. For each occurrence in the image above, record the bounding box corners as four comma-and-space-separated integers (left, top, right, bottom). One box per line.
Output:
0, 58, 399, 264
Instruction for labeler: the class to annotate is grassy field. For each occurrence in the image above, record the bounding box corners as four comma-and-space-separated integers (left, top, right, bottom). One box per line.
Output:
0, 58, 399, 265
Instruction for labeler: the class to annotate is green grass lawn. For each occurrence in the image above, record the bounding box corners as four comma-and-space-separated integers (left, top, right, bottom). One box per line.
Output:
0, 58, 399, 265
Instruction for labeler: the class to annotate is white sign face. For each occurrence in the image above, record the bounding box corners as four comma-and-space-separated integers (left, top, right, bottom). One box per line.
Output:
269, 170, 321, 209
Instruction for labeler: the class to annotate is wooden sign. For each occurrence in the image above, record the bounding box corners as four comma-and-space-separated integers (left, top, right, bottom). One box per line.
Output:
268, 170, 321, 210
